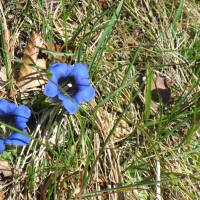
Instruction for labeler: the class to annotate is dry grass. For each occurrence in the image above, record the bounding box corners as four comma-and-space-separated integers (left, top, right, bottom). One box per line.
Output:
0, 0, 200, 199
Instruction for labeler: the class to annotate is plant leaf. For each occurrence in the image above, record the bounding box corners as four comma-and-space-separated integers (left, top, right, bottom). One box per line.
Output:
17, 32, 47, 91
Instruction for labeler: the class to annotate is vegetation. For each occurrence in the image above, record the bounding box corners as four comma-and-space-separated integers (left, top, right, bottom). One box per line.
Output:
0, 0, 199, 199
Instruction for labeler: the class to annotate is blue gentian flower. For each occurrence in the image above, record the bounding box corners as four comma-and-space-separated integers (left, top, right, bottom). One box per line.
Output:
0, 99, 31, 153
44, 63, 95, 114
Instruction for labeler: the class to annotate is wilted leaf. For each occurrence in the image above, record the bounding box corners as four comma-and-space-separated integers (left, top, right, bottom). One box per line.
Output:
37, 172, 55, 200
0, 63, 6, 83
0, 192, 4, 200
0, 59, 6, 89
151, 74, 171, 105
0, 160, 12, 177
0, 5, 13, 92
144, 73, 171, 113
17, 32, 47, 91
0, 67, 6, 97
46, 43, 66, 62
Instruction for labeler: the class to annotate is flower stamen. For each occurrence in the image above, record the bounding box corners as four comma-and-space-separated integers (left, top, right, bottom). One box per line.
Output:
58, 76, 79, 97
67, 83, 73, 88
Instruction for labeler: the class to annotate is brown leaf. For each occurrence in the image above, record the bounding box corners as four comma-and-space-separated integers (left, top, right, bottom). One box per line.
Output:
144, 74, 171, 113
0, 192, 4, 200
151, 74, 171, 105
17, 32, 47, 91
0, 64, 6, 84
46, 43, 66, 62
0, 160, 12, 177
37, 172, 55, 200
4, 29, 14, 61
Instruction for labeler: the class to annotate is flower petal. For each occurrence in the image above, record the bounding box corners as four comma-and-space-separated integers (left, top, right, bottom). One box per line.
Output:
15, 105, 31, 129
74, 86, 95, 104
70, 63, 90, 85
16, 105, 31, 119
5, 132, 30, 146
58, 93, 79, 114
0, 140, 5, 153
50, 63, 73, 79
75, 78, 90, 86
44, 76, 59, 97
0, 99, 16, 115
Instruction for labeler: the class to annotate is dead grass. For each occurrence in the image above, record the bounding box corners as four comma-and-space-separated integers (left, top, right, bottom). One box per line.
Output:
0, 0, 199, 199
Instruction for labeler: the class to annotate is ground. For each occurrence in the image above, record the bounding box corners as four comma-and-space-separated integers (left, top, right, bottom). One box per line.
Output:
0, 0, 200, 199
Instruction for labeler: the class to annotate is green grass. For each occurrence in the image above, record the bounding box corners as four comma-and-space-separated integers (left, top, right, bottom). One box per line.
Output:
0, 0, 200, 199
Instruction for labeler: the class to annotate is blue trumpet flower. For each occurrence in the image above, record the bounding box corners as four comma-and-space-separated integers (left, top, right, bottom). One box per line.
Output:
0, 99, 31, 153
44, 63, 95, 114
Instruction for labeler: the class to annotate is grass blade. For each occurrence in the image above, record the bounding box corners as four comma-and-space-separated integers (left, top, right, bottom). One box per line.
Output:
171, 0, 185, 36
143, 63, 152, 122
90, 0, 124, 77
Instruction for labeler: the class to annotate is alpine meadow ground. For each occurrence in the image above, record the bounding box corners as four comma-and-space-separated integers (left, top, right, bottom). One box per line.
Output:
0, 0, 200, 199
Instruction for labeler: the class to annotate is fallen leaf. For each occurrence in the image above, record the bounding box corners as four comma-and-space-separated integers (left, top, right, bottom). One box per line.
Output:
0, 61, 6, 89
0, 160, 12, 177
0, 67, 6, 97
0, 3, 14, 97
151, 74, 171, 105
46, 43, 66, 62
0, 192, 4, 200
37, 172, 55, 200
17, 32, 47, 91
144, 74, 171, 113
